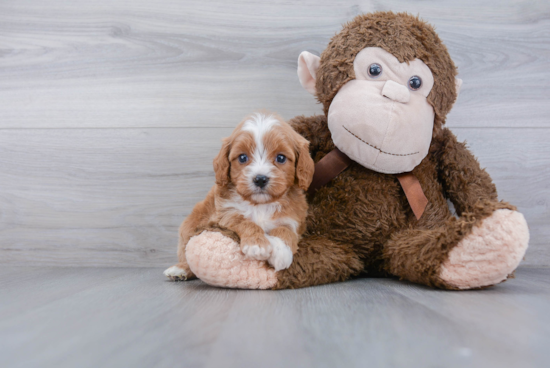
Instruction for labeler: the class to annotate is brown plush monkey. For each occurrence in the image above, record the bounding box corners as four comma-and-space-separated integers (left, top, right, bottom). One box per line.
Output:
180, 11, 529, 290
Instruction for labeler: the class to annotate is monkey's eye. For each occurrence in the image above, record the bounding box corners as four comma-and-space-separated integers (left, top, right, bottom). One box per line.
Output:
238, 154, 248, 163
408, 76, 422, 90
276, 154, 287, 164
367, 63, 383, 78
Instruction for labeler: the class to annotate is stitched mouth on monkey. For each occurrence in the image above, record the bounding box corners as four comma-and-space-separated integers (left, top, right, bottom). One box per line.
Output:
342, 125, 420, 157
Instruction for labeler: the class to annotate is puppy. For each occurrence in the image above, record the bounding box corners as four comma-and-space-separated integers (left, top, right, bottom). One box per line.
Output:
164, 112, 315, 281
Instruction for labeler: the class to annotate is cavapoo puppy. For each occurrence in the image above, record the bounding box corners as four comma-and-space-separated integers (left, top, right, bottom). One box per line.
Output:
164, 112, 315, 281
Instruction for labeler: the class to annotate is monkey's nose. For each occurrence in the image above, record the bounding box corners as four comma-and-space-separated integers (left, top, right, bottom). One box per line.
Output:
253, 175, 269, 189
381, 80, 410, 103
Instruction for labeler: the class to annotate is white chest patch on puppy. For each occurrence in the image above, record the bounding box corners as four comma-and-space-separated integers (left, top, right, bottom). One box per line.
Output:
222, 195, 298, 233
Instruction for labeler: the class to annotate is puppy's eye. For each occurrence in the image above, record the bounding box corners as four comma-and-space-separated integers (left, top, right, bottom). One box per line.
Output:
367, 63, 382, 78
408, 76, 422, 90
276, 154, 286, 164
238, 154, 248, 163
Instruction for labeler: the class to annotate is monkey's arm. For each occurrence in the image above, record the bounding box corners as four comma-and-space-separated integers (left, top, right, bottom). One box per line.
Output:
288, 115, 333, 156
435, 128, 514, 214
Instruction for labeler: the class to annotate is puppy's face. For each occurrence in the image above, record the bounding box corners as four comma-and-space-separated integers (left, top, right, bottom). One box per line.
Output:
213, 113, 314, 204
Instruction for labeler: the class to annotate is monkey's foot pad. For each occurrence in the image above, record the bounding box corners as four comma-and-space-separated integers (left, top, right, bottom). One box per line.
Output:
440, 209, 529, 289
186, 231, 277, 289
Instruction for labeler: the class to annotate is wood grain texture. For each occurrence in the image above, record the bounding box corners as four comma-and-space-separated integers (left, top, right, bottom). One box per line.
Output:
0, 0, 548, 267
0, 0, 548, 128
1, 267, 549, 368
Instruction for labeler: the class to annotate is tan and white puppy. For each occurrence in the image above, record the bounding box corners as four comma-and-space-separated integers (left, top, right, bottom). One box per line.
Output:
164, 112, 315, 281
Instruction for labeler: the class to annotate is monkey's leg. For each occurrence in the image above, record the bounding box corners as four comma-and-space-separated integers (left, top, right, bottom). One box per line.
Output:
184, 229, 363, 289
383, 204, 529, 290
185, 228, 278, 289
273, 235, 363, 289
416, 128, 530, 289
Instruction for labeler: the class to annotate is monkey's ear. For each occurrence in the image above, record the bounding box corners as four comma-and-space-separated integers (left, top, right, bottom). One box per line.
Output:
297, 51, 320, 95
455, 77, 463, 97
213, 137, 231, 187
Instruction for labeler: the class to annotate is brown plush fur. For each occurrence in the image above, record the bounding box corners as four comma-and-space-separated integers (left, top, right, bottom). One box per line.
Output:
275, 115, 515, 290
271, 12, 516, 290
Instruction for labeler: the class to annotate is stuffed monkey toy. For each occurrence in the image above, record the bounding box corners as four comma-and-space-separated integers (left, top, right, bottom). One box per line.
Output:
180, 11, 529, 290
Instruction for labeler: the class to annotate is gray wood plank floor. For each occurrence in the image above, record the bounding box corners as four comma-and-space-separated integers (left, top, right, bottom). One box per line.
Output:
1, 0, 549, 267
1, 267, 549, 368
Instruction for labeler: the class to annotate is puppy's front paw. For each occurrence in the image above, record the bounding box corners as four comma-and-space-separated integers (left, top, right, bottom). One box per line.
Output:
241, 244, 272, 261
241, 236, 272, 261
266, 235, 293, 271
163, 265, 188, 281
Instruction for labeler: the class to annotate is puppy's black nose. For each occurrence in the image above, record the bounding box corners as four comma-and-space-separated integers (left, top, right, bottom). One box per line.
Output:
253, 175, 269, 188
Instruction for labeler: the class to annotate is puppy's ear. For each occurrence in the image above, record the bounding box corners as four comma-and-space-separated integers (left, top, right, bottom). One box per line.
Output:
213, 137, 231, 186
295, 135, 315, 191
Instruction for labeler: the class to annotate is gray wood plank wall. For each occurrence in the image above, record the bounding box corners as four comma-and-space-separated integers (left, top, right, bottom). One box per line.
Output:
1, 0, 549, 267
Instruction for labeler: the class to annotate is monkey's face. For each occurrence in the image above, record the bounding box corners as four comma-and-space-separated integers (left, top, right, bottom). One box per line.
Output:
329, 47, 435, 174
326, 47, 435, 174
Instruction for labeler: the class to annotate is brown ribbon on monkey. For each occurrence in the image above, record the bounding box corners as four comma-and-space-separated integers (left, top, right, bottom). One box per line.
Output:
308, 148, 428, 220
307, 148, 353, 195
394, 172, 429, 220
